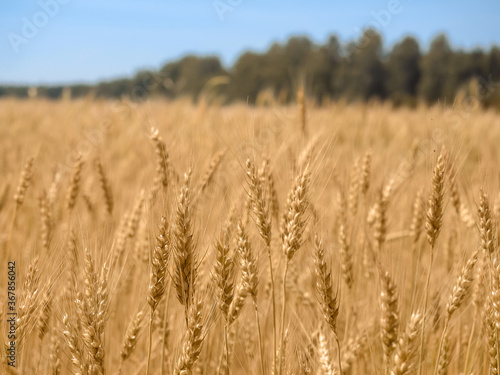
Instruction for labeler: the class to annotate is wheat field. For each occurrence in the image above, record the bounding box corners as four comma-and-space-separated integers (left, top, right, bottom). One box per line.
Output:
0, 97, 499, 375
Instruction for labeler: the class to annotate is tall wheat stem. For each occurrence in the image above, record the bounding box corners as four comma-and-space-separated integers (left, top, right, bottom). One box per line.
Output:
418, 246, 434, 375
267, 244, 277, 375
5, 206, 18, 263
224, 324, 230, 373
409, 241, 422, 312
434, 318, 449, 375
146, 312, 154, 375
36, 338, 44, 373
253, 298, 265, 375
160, 279, 172, 375
334, 333, 343, 375
279, 260, 289, 375
462, 306, 477, 374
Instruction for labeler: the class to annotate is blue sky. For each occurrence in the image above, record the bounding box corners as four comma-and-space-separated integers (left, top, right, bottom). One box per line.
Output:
1, 0, 499, 85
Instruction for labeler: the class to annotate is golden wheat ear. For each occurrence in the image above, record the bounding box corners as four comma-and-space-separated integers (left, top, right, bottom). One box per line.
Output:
95, 157, 113, 215
172, 168, 199, 327
14, 156, 35, 207
148, 127, 170, 206
418, 150, 447, 375
391, 312, 422, 375
213, 232, 235, 321
147, 216, 170, 313
425, 152, 446, 248
173, 295, 205, 375
194, 149, 226, 205
478, 188, 496, 255
66, 153, 84, 212
297, 86, 306, 137
119, 309, 145, 372
378, 267, 399, 370
246, 159, 272, 247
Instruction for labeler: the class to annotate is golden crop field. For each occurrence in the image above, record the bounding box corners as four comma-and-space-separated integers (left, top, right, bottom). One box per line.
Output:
1, 97, 500, 375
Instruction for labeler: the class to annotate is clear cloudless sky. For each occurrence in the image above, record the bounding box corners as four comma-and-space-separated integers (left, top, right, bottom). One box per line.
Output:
1, 0, 499, 85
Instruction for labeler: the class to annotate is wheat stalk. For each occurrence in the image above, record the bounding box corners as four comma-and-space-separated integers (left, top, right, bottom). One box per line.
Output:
246, 158, 277, 375
172, 169, 197, 319
0, 182, 10, 212
390, 312, 422, 375
236, 220, 264, 374
120, 309, 145, 373
13, 156, 34, 207
147, 217, 170, 312
318, 331, 335, 375
373, 188, 388, 252
297, 86, 306, 136
418, 151, 446, 375
410, 189, 425, 243
279, 166, 310, 374
6, 157, 34, 262
213, 233, 234, 321
359, 150, 372, 196
379, 268, 399, 371
260, 157, 280, 221
148, 127, 170, 206
62, 314, 85, 375
95, 157, 113, 215
38, 190, 52, 251
194, 149, 226, 204
174, 296, 205, 375
435, 251, 478, 374
425, 153, 446, 248
127, 190, 145, 239
478, 189, 496, 255
146, 216, 171, 375
49, 328, 61, 375
339, 223, 353, 290
66, 154, 83, 212
76, 248, 108, 375
313, 235, 342, 374
485, 298, 500, 375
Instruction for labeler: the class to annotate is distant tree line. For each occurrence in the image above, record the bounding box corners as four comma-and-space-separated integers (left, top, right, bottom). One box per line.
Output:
2, 30, 500, 107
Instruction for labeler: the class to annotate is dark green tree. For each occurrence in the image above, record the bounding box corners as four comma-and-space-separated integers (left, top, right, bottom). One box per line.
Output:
386, 36, 420, 105
304, 35, 342, 103
227, 52, 265, 102
343, 29, 387, 100
418, 34, 452, 103
159, 56, 226, 100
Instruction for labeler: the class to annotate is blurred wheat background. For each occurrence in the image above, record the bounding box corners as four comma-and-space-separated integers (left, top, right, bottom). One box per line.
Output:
0, 95, 499, 374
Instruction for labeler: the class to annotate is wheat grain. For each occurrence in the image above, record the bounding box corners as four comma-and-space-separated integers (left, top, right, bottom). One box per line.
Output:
391, 312, 422, 375
66, 154, 83, 211
410, 189, 425, 242
174, 296, 205, 375
380, 268, 399, 368
148, 216, 170, 312
478, 189, 496, 255
120, 310, 145, 363
314, 235, 339, 335
425, 153, 446, 248
14, 156, 34, 206
213, 233, 234, 320
95, 157, 113, 215
172, 169, 197, 315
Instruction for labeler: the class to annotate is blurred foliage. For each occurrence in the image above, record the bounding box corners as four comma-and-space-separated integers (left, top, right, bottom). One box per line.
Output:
2, 30, 500, 108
